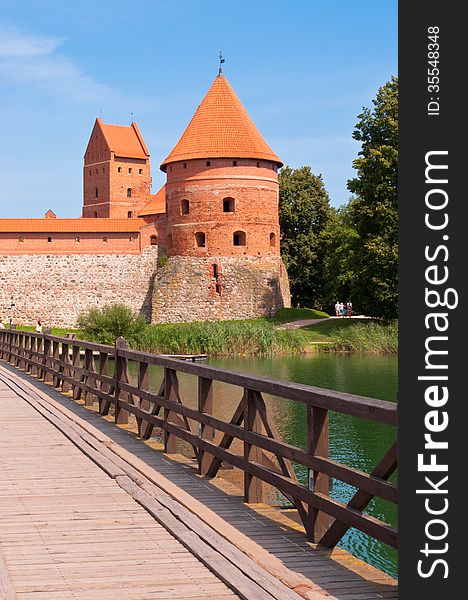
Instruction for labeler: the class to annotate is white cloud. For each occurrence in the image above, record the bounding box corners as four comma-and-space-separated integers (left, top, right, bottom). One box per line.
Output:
0, 25, 114, 102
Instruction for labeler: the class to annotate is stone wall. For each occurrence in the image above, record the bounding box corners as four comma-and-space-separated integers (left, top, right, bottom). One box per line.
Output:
0, 247, 158, 328
152, 255, 291, 323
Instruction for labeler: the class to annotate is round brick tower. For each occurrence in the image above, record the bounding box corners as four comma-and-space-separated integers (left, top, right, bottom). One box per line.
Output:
152, 72, 290, 323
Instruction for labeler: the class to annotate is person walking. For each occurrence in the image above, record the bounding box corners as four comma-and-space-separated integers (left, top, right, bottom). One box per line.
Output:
335, 301, 340, 317
340, 302, 345, 317
35, 320, 43, 334
346, 301, 353, 318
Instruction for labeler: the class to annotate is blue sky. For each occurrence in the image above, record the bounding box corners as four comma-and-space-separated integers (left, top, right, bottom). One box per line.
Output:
0, 1, 397, 218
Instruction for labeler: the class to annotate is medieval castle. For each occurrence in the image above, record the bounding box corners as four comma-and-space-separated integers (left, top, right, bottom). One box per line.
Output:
0, 71, 291, 328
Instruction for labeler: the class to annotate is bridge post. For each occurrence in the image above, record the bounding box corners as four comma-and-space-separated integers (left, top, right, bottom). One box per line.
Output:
114, 337, 129, 424
43, 335, 53, 383
163, 368, 179, 454
198, 376, 214, 476
244, 388, 264, 504
306, 405, 331, 542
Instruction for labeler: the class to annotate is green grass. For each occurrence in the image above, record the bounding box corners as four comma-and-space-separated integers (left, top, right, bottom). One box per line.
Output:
14, 325, 79, 338
10, 312, 397, 356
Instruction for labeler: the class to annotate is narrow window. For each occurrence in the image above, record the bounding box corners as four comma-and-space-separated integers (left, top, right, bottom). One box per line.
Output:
139, 168, 143, 174
181, 199, 189, 215
103, 236, 108, 243
129, 235, 134, 242
256, 161, 260, 168
195, 232, 206, 248
270, 232, 276, 247
128, 168, 132, 174
233, 231, 246, 246
170, 166, 173, 172
93, 211, 98, 218
75, 237, 80, 243
212, 264, 219, 278
206, 161, 211, 167
118, 167, 122, 173
89, 169, 91, 175
223, 197, 235, 213
47, 237, 52, 243
127, 211, 133, 218
150, 235, 157, 246
183, 163, 187, 169
232, 160, 237, 166
127, 188, 132, 198
95, 187, 99, 198
215, 282, 222, 295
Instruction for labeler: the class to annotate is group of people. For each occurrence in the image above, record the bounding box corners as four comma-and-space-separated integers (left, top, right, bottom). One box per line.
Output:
335, 301, 353, 318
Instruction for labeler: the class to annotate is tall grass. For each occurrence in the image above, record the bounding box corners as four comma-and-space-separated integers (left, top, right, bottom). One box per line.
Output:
137, 320, 308, 356
327, 321, 398, 354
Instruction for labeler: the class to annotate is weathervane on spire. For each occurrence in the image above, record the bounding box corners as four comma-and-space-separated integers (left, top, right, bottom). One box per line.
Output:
218, 50, 225, 76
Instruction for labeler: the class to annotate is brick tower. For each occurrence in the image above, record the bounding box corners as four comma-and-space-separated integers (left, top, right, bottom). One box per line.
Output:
152, 72, 290, 323
83, 118, 151, 218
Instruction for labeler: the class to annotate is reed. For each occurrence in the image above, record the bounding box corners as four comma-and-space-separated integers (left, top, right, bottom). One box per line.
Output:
327, 321, 398, 354
136, 319, 309, 356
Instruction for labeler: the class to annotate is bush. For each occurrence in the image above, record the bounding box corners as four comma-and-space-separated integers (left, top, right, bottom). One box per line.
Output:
77, 304, 146, 346
157, 255, 169, 268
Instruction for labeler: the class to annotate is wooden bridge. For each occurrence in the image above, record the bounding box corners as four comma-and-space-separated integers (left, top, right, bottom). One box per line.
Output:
0, 329, 398, 599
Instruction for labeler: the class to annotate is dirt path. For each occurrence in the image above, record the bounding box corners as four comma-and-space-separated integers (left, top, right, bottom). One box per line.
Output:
277, 316, 369, 329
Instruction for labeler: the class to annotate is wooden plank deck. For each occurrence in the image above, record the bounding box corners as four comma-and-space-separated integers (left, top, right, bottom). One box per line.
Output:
0, 362, 398, 599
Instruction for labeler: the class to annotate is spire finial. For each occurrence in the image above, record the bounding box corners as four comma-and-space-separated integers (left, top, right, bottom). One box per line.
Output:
218, 50, 225, 76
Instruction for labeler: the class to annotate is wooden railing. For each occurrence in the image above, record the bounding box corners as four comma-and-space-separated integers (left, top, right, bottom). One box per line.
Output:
0, 328, 398, 549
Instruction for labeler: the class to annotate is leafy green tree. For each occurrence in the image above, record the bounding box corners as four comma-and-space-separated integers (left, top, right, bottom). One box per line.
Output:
347, 76, 398, 319
321, 201, 359, 309
279, 166, 332, 308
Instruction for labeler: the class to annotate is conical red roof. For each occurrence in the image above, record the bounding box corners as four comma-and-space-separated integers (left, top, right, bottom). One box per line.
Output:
161, 75, 282, 170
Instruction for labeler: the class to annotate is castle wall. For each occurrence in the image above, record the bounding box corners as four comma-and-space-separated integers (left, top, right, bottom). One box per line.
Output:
0, 231, 144, 254
0, 247, 158, 328
152, 255, 291, 324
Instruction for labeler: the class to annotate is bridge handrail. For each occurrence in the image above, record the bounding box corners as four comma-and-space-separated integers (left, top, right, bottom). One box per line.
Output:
0, 327, 398, 551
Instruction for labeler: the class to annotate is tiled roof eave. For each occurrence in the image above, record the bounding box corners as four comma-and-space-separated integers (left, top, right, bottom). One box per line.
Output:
161, 152, 283, 170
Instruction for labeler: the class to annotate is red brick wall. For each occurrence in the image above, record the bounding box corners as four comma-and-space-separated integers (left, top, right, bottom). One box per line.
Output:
0, 226, 158, 255
164, 158, 280, 257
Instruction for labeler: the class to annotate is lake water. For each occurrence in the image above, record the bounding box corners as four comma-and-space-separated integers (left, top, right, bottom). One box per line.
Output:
139, 353, 398, 578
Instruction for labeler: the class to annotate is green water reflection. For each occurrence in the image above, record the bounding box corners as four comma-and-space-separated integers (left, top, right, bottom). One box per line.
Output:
138, 353, 398, 578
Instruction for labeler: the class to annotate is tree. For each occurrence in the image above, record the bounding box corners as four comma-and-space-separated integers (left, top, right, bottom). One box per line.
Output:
347, 76, 398, 320
279, 166, 332, 308
321, 201, 359, 309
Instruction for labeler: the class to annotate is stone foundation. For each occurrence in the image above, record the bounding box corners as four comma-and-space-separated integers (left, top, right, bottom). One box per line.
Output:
0, 247, 158, 328
152, 256, 291, 323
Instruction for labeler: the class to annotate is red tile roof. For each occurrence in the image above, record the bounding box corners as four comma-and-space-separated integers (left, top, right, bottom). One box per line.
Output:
139, 186, 166, 216
161, 75, 282, 170
0, 219, 145, 233
97, 119, 149, 159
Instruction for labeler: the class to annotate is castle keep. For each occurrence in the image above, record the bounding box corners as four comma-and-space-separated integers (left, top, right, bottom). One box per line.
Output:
0, 72, 290, 327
